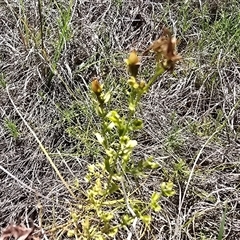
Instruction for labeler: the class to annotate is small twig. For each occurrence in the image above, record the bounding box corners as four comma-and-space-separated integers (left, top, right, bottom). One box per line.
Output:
127, 217, 139, 240
0, 165, 48, 200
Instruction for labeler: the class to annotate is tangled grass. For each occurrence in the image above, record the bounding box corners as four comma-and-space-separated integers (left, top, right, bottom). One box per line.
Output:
0, 0, 240, 239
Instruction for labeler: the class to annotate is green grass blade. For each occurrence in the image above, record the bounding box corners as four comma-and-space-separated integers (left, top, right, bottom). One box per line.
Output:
217, 205, 227, 240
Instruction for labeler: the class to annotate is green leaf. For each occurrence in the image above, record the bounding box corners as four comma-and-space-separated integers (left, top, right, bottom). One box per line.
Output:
104, 158, 111, 173
131, 119, 143, 130
84, 173, 92, 182
143, 157, 160, 169
150, 192, 161, 212
67, 229, 75, 237
106, 111, 121, 126
121, 214, 134, 226
140, 215, 151, 226
94, 234, 105, 240
108, 183, 119, 194
108, 226, 118, 237
105, 148, 116, 157
120, 136, 130, 145
151, 192, 160, 202
118, 126, 126, 136
82, 217, 90, 235
107, 122, 115, 130
103, 91, 111, 103
99, 211, 114, 222
88, 164, 95, 173
153, 204, 161, 212
128, 76, 137, 86
96, 104, 103, 115
129, 102, 136, 111
160, 181, 175, 197
73, 178, 79, 188
126, 140, 137, 149
92, 179, 104, 196
95, 133, 104, 145
71, 212, 79, 222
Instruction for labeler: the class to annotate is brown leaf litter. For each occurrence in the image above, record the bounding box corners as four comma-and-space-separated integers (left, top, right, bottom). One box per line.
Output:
0, 224, 39, 240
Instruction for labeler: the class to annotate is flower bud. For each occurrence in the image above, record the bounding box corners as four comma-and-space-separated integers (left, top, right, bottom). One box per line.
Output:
125, 50, 141, 77
91, 79, 102, 96
126, 50, 139, 65
139, 80, 146, 89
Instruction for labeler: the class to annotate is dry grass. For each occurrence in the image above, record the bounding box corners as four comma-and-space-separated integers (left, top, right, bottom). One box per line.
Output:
0, 0, 240, 239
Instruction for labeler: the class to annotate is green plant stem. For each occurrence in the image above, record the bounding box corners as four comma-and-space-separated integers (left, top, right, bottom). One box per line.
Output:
146, 66, 165, 91
37, 0, 44, 50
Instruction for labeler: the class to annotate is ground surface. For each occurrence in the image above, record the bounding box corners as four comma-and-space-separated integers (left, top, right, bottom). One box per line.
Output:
0, 0, 240, 239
